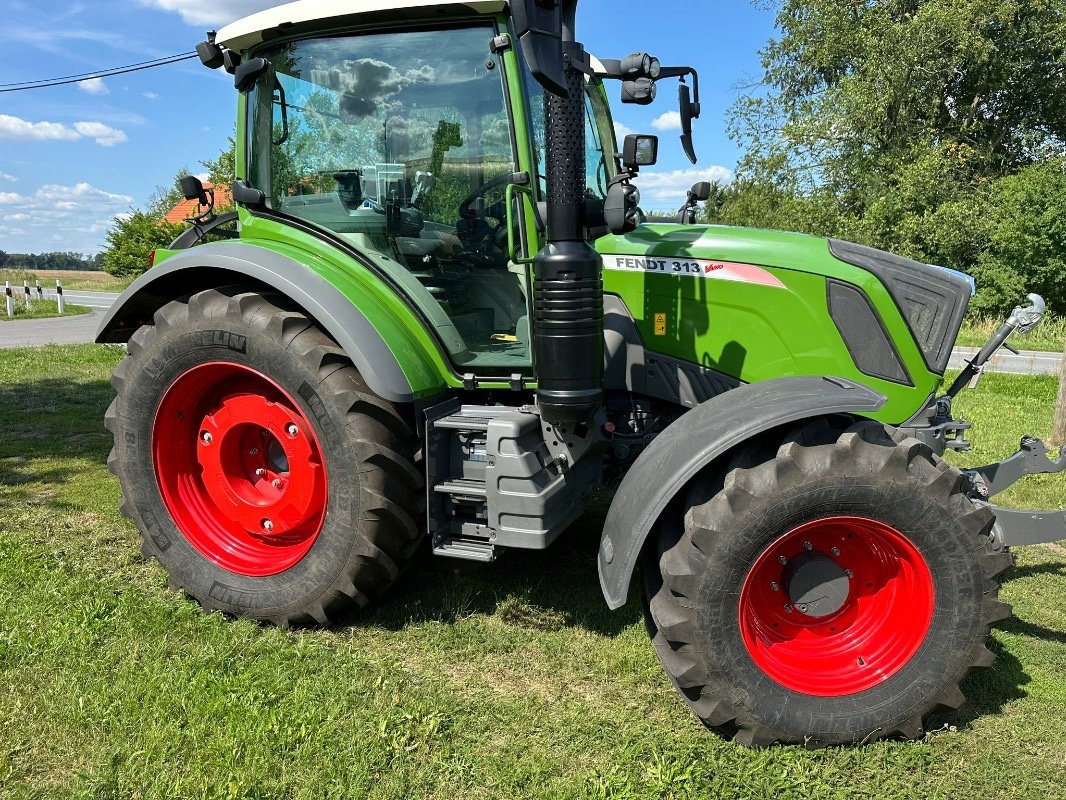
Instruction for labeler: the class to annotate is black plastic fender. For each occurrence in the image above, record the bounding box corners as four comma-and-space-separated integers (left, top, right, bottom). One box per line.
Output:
598, 376, 887, 609
96, 243, 414, 403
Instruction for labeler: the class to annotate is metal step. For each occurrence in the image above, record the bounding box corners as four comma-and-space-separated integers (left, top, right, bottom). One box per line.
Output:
432, 537, 496, 562
433, 478, 487, 499
433, 413, 493, 432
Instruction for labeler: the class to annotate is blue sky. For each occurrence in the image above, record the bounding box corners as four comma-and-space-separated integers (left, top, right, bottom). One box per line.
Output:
0, 0, 775, 255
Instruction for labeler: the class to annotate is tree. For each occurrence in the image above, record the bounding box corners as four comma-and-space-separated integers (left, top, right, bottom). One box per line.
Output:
102, 211, 183, 278
101, 138, 238, 279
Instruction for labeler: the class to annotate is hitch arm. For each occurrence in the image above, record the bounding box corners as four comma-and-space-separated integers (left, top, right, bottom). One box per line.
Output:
967, 437, 1066, 498
970, 437, 1066, 549
990, 507, 1066, 548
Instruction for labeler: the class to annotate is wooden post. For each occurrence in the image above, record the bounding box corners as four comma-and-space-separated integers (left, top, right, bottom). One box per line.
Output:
1052, 337, 1066, 447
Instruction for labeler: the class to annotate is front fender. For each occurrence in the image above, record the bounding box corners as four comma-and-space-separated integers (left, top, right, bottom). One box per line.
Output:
96, 243, 423, 403
598, 376, 887, 609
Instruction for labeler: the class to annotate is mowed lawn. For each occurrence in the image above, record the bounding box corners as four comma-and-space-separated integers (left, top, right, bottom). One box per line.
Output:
0, 345, 1064, 799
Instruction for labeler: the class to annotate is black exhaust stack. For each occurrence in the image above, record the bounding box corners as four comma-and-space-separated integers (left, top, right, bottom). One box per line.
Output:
513, 0, 603, 427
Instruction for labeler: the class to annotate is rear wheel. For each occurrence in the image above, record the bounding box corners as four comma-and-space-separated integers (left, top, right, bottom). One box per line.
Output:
644, 419, 1013, 747
106, 287, 423, 625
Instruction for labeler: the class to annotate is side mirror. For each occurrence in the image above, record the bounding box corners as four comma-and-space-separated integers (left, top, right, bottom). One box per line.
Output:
179, 175, 209, 205
679, 83, 699, 164
689, 181, 711, 202
234, 57, 270, 93
622, 135, 658, 170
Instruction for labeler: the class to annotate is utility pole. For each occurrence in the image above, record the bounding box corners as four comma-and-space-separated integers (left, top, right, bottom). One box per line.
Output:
1052, 338, 1066, 446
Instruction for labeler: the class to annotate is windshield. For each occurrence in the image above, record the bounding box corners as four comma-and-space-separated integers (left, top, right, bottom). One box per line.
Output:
248, 25, 532, 371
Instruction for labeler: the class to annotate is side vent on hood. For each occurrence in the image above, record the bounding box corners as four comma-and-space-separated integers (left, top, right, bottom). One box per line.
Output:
828, 240, 971, 375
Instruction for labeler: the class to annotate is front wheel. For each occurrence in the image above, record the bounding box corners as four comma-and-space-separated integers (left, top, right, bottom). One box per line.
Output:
644, 419, 1012, 747
105, 287, 423, 625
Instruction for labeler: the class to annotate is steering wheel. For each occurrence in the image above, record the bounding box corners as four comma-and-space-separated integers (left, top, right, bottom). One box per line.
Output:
457, 173, 514, 221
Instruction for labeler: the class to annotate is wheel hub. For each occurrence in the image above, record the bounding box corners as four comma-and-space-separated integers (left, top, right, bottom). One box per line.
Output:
784, 554, 850, 618
738, 516, 934, 697
152, 362, 328, 577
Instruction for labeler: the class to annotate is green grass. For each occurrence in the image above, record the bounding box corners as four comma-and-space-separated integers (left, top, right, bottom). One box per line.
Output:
1, 346, 1064, 799
957, 314, 1066, 353
0, 300, 90, 322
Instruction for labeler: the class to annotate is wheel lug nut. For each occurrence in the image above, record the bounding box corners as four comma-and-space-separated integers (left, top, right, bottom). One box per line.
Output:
784, 604, 793, 613
249, 448, 259, 456
255, 468, 265, 477
803, 541, 813, 551
831, 547, 840, 556
846, 569, 854, 579
272, 479, 283, 489
261, 519, 274, 532
778, 556, 788, 565
200, 431, 212, 445
287, 424, 299, 437
770, 582, 780, 592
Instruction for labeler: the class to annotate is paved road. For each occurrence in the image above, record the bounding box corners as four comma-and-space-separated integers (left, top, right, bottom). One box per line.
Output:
58, 289, 122, 310
0, 289, 117, 350
1, 291, 1064, 376
948, 347, 1063, 376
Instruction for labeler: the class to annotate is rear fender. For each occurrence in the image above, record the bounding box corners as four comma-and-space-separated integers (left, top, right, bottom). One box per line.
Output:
96, 243, 422, 403
598, 376, 887, 609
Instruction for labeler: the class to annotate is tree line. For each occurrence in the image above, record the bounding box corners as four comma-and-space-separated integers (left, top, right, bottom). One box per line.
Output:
0, 251, 104, 271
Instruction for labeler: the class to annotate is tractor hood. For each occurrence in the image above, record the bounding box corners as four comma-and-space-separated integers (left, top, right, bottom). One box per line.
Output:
596, 223, 973, 376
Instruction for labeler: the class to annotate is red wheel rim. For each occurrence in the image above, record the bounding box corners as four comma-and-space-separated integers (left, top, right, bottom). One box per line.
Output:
738, 517, 934, 697
152, 362, 328, 577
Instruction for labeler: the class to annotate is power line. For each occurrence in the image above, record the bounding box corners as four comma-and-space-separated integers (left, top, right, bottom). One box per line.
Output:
0, 53, 199, 94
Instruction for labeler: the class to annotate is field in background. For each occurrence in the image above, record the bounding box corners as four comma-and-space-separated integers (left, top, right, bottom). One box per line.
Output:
0, 345, 1063, 799
0, 269, 129, 293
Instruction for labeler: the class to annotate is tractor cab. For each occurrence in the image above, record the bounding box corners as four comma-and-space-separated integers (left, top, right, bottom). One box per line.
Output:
205, 0, 694, 376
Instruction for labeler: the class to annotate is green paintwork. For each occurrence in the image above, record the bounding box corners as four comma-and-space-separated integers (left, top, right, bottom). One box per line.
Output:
596, 224, 942, 423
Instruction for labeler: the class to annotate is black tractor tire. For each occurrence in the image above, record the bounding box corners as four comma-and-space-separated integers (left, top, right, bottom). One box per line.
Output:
644, 418, 1013, 747
105, 287, 423, 626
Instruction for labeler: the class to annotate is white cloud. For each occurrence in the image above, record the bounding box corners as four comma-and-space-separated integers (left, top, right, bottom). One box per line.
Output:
78, 77, 110, 95
0, 115, 80, 142
0, 182, 134, 254
614, 121, 637, 141
651, 111, 683, 132
0, 172, 17, 182
138, 1, 280, 27
73, 121, 128, 147
0, 114, 127, 147
143, 91, 159, 100
636, 166, 734, 201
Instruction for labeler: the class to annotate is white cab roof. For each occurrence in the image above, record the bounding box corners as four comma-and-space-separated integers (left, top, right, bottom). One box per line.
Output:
217, 0, 508, 51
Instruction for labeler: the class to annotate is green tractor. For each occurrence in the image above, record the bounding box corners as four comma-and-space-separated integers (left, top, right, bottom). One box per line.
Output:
99, 0, 1066, 747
